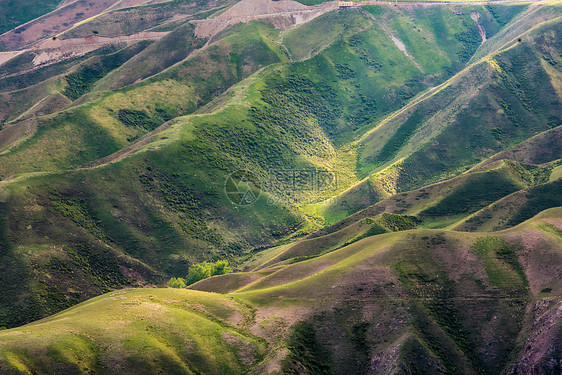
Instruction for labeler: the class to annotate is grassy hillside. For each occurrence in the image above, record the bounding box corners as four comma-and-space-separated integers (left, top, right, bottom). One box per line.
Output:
1, 208, 560, 374
212, 208, 562, 375
92, 22, 206, 92
307, 10, 562, 223
357, 21, 561, 189
0, 0, 236, 128
0, 142, 301, 327
0, 43, 155, 127
0, 289, 267, 374
0, 44, 137, 94
306, 156, 560, 243
0, 2, 559, 331
454, 176, 562, 232
0, 21, 285, 179
0, 0, 63, 35
0, 3, 531, 178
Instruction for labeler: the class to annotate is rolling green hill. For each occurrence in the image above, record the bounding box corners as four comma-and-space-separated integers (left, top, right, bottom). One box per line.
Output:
0, 1, 560, 329
307, 8, 562, 223
0, 1, 560, 372
1, 208, 560, 374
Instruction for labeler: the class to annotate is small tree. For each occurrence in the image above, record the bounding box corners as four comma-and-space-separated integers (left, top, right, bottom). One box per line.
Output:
212, 260, 232, 276
168, 277, 177, 288
185, 263, 212, 285
183, 260, 233, 286
176, 277, 187, 288
168, 277, 187, 288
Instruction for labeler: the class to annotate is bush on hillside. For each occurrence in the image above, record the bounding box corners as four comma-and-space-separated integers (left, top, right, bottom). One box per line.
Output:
168, 277, 186, 288
168, 260, 232, 288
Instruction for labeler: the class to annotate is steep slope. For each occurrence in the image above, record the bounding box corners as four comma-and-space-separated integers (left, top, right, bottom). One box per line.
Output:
0, 3, 510, 178
309, 9, 562, 223
357, 21, 561, 189
0, 0, 236, 133
0, 0, 64, 35
0, 20, 285, 178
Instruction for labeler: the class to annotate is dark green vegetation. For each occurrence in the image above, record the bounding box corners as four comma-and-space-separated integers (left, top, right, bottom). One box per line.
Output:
0, 0, 560, 373
0, 0, 62, 35
2, 208, 561, 374
0, 0, 559, 328
282, 322, 331, 374
170, 259, 233, 287
62, 42, 153, 101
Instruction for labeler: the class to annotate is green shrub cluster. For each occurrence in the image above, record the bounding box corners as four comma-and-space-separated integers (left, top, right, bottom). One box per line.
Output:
378, 212, 420, 230
49, 191, 107, 241
63, 42, 151, 100
168, 277, 186, 288
485, 4, 527, 26
168, 260, 232, 287
118, 109, 160, 131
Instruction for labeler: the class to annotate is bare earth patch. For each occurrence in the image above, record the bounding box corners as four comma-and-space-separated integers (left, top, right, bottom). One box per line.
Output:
192, 0, 332, 39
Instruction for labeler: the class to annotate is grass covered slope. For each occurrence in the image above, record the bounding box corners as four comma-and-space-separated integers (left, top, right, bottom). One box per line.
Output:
310, 11, 562, 222
0, 2, 530, 178
0, 289, 266, 374
0, 2, 559, 329
357, 19, 562, 189
1, 208, 560, 374
0, 21, 284, 178
0, 0, 63, 35
308, 157, 560, 242
0, 142, 301, 328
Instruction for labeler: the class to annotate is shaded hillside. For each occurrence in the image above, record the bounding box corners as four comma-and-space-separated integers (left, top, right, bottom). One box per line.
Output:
454, 176, 562, 232
1, 208, 560, 374
0, 0, 63, 35
309, 13, 562, 223
307, 157, 560, 242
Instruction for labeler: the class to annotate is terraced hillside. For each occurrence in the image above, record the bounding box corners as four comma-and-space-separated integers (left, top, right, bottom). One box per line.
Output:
0, 208, 560, 374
